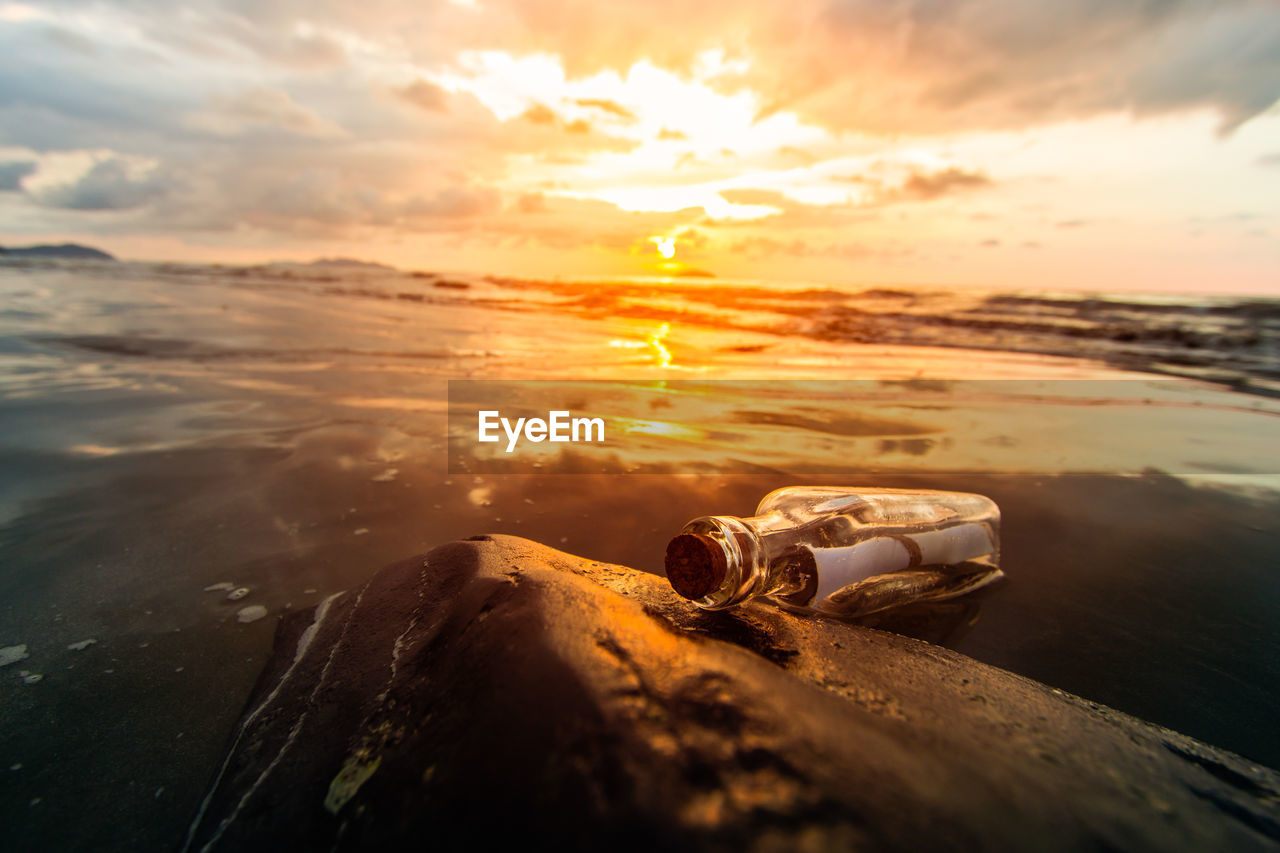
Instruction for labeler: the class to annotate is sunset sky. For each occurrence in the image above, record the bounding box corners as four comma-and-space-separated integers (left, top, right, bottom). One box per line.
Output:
0, 0, 1278, 293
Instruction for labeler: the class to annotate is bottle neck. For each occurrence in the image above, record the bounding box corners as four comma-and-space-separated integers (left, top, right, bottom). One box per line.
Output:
666, 513, 808, 608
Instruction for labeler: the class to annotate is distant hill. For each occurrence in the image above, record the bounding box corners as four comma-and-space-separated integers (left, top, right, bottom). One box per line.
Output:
0, 243, 116, 261
303, 257, 395, 271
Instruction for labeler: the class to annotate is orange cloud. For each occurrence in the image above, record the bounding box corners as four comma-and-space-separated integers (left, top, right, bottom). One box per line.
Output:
896, 167, 992, 200
393, 79, 449, 112
520, 103, 558, 125
573, 98, 637, 121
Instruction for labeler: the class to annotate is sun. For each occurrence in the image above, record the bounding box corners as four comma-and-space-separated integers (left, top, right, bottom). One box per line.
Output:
650, 236, 676, 259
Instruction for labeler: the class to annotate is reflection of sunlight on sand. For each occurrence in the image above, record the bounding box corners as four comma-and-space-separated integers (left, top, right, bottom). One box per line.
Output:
450, 377, 1280, 487
69, 444, 121, 457
219, 378, 299, 393
334, 396, 446, 411
616, 417, 705, 441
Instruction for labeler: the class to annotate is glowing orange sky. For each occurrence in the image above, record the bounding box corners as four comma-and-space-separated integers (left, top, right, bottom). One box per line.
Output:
0, 1, 1278, 293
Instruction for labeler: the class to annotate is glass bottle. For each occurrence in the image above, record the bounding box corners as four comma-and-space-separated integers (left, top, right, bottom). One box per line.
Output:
664, 486, 1002, 617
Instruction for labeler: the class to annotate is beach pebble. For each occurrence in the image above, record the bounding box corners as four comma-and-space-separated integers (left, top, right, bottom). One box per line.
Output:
204, 582, 234, 592
0, 644, 29, 667
66, 639, 97, 652
237, 605, 269, 624
226, 587, 250, 601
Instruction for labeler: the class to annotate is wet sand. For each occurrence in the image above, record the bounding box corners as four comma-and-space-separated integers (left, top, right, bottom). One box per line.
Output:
1, 259, 1278, 850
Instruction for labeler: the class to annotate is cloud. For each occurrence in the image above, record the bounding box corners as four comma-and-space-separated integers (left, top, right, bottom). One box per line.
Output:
32, 156, 169, 210
0, 160, 36, 191
0, 0, 1274, 280
141, 9, 347, 70
509, 102, 635, 150
673, 225, 709, 250
401, 184, 502, 219
896, 167, 992, 200
185, 87, 346, 138
519, 102, 556, 125
573, 98, 636, 121
394, 79, 449, 112
713, 168, 990, 224
147, 163, 502, 237
730, 235, 810, 258
41, 25, 98, 56
717, 188, 792, 207
775, 146, 816, 166
513, 191, 547, 213
428, 0, 1280, 134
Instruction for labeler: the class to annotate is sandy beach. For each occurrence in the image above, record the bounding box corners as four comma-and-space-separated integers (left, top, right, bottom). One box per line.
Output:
0, 258, 1277, 849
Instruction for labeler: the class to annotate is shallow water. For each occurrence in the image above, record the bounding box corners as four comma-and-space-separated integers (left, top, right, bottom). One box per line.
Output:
1, 259, 1278, 851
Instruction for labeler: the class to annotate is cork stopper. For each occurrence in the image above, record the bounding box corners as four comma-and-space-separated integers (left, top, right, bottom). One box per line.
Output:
665, 533, 728, 600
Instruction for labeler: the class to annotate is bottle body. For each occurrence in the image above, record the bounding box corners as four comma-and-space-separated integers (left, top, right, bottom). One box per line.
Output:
665, 487, 1001, 617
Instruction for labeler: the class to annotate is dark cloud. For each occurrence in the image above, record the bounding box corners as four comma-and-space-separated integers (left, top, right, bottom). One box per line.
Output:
0, 161, 36, 191
34, 158, 170, 210
780, 0, 1279, 133
433, 0, 1280, 134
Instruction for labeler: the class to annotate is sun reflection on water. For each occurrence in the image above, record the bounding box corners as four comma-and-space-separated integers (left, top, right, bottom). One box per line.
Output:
648, 323, 672, 368
608, 322, 674, 368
